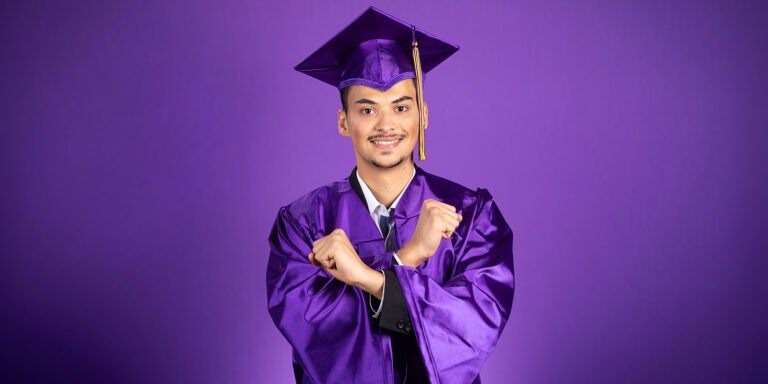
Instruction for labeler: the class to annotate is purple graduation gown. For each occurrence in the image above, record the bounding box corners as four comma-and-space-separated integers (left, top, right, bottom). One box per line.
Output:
267, 167, 515, 383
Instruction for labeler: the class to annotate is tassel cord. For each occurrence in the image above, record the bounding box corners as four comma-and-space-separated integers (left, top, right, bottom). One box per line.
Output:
412, 38, 426, 161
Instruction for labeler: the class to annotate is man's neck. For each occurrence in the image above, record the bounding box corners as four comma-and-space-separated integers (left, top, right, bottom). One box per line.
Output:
357, 160, 415, 208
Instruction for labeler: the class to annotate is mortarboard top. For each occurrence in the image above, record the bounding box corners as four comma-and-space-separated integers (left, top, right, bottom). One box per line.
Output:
294, 6, 460, 161
295, 6, 459, 90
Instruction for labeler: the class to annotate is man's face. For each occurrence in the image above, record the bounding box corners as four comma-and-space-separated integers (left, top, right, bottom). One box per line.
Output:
338, 79, 425, 170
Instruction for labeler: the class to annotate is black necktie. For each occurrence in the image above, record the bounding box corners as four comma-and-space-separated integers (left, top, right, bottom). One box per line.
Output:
378, 209, 392, 239
379, 209, 397, 252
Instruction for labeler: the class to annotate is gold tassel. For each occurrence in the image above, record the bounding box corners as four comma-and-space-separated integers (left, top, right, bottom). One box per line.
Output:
412, 36, 426, 161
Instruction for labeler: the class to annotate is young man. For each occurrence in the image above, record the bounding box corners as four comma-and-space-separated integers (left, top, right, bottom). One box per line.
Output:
267, 7, 515, 384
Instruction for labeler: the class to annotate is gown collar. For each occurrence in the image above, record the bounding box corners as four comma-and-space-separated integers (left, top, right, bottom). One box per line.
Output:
348, 165, 429, 221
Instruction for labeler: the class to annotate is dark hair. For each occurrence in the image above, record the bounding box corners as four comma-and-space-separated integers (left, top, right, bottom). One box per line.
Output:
340, 86, 351, 112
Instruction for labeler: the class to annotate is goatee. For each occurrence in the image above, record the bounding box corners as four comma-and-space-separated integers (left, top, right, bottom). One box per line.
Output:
370, 156, 407, 169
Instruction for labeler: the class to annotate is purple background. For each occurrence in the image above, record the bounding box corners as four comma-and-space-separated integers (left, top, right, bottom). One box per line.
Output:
2, 0, 767, 382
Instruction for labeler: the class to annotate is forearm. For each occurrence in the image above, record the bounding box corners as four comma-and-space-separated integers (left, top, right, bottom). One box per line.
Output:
352, 267, 385, 300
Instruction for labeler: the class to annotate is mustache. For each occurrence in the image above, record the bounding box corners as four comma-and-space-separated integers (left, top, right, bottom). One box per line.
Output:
367, 133, 406, 141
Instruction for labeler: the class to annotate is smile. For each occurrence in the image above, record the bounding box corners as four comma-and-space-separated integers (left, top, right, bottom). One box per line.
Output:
370, 137, 403, 149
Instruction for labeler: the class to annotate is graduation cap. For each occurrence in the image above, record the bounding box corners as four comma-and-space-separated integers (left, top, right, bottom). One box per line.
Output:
295, 6, 459, 161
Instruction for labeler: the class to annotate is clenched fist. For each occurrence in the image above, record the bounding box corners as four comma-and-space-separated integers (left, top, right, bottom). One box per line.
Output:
398, 199, 462, 267
309, 229, 384, 299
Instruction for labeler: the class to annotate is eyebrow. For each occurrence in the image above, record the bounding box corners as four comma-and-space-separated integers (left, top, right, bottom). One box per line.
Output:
354, 96, 414, 105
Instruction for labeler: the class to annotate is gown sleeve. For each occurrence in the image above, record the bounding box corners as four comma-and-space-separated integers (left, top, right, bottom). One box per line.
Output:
266, 206, 398, 383
394, 189, 515, 384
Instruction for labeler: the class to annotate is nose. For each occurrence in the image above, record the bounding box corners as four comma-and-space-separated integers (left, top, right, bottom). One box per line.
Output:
375, 109, 397, 132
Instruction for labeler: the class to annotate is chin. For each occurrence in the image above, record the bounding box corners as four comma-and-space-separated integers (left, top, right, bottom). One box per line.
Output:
370, 155, 409, 169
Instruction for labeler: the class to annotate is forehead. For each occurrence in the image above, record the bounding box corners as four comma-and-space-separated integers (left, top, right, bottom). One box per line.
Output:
346, 78, 416, 101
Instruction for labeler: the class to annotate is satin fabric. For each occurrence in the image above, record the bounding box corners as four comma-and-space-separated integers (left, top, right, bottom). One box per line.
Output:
267, 167, 515, 383
294, 7, 459, 90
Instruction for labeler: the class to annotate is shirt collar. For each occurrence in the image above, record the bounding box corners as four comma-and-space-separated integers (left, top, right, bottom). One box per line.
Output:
355, 166, 416, 215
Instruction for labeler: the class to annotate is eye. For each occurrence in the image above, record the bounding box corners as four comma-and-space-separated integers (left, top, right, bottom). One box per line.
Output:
361, 108, 375, 115
395, 105, 408, 112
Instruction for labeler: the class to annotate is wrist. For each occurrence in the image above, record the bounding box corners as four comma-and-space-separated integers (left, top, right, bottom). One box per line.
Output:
355, 268, 384, 300
397, 243, 426, 267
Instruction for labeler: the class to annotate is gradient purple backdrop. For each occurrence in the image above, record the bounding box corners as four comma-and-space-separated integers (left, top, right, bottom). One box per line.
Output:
2, 0, 767, 383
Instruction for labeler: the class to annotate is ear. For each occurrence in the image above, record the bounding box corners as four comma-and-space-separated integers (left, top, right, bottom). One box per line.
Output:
338, 109, 351, 137
423, 101, 429, 130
